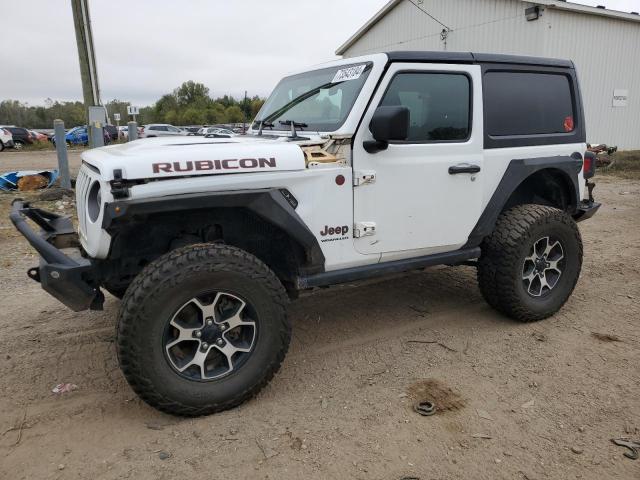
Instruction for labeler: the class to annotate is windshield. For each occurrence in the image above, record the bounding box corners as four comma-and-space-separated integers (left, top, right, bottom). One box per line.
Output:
253, 62, 373, 132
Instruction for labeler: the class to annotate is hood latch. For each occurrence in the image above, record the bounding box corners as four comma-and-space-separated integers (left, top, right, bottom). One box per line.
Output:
110, 169, 129, 199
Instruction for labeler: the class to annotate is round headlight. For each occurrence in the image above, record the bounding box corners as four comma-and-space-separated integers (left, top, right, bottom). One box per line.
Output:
87, 181, 102, 223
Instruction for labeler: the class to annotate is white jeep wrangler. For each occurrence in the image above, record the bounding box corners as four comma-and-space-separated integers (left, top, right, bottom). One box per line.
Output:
11, 51, 600, 416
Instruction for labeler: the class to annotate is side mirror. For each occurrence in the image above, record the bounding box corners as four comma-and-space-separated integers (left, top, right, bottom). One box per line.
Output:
364, 106, 409, 153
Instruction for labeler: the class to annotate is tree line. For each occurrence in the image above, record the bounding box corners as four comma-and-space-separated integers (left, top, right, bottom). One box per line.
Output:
0, 81, 265, 128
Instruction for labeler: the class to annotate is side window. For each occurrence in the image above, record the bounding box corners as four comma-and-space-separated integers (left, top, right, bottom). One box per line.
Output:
379, 72, 471, 142
484, 72, 575, 136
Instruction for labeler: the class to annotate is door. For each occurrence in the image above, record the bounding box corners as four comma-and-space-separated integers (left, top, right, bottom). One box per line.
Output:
352, 63, 484, 257
167, 125, 183, 136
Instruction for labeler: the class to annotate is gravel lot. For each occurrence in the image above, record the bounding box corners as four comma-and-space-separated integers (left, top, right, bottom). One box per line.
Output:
0, 148, 85, 177
1, 150, 638, 479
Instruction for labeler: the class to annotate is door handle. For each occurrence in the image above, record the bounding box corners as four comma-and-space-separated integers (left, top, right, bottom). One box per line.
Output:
448, 164, 481, 175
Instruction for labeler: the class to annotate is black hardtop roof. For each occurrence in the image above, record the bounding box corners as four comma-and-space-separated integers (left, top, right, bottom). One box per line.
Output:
386, 51, 574, 68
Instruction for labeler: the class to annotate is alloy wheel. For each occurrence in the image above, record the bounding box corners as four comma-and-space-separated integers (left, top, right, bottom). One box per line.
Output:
163, 291, 257, 381
522, 236, 565, 297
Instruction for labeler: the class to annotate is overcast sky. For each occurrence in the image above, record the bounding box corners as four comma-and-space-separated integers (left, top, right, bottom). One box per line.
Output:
2, 0, 638, 106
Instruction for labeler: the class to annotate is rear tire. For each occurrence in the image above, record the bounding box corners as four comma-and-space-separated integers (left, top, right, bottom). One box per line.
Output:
477, 204, 582, 322
0, 141, 4, 152
116, 243, 290, 416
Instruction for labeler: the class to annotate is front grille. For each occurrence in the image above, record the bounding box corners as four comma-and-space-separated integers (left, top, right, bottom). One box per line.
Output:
75, 165, 93, 239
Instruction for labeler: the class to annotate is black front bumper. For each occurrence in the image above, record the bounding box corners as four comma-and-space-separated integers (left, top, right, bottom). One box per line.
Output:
10, 200, 103, 311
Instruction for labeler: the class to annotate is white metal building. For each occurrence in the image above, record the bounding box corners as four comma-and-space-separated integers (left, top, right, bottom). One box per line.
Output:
337, 0, 640, 149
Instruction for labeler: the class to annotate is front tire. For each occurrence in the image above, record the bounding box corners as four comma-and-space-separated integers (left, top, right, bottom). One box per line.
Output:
477, 204, 583, 322
116, 243, 290, 416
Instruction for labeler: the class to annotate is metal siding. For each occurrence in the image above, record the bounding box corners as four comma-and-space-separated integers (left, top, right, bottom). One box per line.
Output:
343, 0, 547, 56
343, 0, 640, 149
543, 9, 640, 150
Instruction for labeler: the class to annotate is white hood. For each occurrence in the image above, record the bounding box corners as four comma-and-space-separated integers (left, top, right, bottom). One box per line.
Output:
81, 135, 308, 181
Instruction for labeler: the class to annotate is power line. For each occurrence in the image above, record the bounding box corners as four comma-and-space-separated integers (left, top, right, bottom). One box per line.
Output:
354, 12, 522, 55
407, 0, 452, 31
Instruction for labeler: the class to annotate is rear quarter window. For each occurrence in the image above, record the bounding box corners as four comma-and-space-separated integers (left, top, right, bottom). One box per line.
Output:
484, 72, 575, 137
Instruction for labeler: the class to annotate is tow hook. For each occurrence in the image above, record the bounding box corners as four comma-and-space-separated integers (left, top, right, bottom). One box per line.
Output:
27, 267, 41, 283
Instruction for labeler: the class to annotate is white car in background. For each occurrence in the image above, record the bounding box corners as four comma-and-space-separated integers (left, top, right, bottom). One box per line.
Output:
0, 127, 14, 151
197, 126, 236, 137
141, 124, 186, 138
118, 125, 144, 140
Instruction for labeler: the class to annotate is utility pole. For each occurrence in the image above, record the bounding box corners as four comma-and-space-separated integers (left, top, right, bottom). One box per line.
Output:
243, 90, 248, 133
70, 0, 105, 147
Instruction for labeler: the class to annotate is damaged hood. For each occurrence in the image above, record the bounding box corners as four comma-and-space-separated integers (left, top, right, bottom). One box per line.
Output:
81, 135, 310, 181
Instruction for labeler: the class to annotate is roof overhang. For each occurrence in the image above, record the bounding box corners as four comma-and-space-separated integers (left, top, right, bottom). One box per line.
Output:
336, 0, 640, 56
336, 0, 402, 56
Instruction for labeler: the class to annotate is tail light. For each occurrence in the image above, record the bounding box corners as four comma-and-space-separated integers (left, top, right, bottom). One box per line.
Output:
2, 128, 9, 135
583, 151, 596, 179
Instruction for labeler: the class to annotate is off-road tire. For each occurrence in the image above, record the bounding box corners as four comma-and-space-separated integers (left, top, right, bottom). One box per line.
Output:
477, 204, 582, 322
116, 243, 290, 416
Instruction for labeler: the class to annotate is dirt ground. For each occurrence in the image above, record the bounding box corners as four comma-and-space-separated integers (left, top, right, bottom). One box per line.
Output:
1, 150, 639, 480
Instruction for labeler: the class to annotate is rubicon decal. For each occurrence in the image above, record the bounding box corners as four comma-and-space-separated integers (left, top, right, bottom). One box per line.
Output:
152, 158, 277, 174
319, 224, 349, 243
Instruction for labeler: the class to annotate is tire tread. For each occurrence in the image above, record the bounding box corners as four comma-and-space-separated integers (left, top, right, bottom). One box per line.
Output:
477, 204, 583, 322
116, 243, 290, 416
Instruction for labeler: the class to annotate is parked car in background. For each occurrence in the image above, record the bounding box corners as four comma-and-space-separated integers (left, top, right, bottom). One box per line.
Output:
141, 124, 185, 138
0, 128, 14, 151
29, 130, 48, 142
103, 125, 118, 142
1, 127, 33, 149
52, 126, 111, 146
180, 126, 202, 135
196, 127, 216, 136
197, 126, 236, 137
211, 127, 236, 136
117, 126, 139, 140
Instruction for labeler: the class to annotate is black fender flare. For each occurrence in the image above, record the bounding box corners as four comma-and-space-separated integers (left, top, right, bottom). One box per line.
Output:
102, 188, 325, 272
465, 154, 583, 248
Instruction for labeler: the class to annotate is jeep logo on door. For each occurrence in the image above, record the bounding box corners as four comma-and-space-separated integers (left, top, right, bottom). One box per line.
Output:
319, 225, 349, 243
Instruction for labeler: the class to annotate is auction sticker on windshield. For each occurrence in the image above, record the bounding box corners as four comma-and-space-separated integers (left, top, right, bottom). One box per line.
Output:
332, 64, 367, 83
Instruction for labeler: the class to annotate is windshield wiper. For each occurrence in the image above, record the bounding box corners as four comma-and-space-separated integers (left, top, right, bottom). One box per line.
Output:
262, 80, 344, 127
254, 120, 274, 136
279, 120, 310, 141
